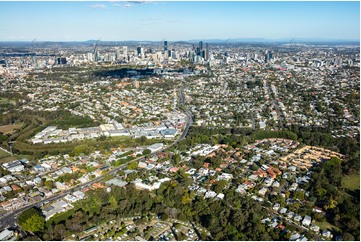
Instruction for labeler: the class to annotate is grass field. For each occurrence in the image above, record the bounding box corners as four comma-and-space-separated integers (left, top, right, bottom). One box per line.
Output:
0, 154, 31, 164
0, 124, 23, 134
0, 149, 11, 159
313, 221, 339, 231
342, 174, 360, 191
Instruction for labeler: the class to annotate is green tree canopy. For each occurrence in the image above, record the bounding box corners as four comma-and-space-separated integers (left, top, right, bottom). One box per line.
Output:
18, 208, 45, 233
142, 149, 152, 156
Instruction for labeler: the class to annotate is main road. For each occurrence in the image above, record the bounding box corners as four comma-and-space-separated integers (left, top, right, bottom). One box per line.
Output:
0, 87, 193, 231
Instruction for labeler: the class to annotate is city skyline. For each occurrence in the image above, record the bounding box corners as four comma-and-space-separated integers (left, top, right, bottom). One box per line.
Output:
0, 1, 359, 41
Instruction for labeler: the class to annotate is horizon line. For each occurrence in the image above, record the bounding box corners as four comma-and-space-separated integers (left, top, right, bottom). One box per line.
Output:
0, 38, 360, 43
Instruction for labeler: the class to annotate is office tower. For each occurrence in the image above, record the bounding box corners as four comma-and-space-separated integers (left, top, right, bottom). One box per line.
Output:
205, 43, 209, 61
164, 41, 168, 51
116, 49, 121, 60
199, 41, 203, 51
123, 46, 128, 57
95, 51, 100, 61
87, 53, 93, 61
56, 57, 66, 65
200, 50, 205, 59
137, 47, 144, 57
265, 51, 272, 63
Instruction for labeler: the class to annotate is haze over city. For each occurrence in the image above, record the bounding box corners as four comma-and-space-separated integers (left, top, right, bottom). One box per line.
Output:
0, 1, 359, 41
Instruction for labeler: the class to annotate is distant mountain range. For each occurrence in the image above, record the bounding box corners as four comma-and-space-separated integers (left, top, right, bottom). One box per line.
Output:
69, 38, 361, 44
0, 38, 359, 46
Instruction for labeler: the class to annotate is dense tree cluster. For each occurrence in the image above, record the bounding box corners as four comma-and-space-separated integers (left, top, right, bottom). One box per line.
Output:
251, 130, 298, 141
38, 182, 276, 241
309, 157, 360, 240
11, 120, 359, 241
18, 208, 45, 233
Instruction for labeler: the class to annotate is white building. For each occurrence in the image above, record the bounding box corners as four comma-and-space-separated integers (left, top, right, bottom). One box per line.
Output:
0, 229, 14, 241
302, 215, 312, 227
147, 143, 164, 153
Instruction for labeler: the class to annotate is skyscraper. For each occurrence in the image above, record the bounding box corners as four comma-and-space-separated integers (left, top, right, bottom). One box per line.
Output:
164, 41, 168, 52
199, 41, 203, 51
137, 47, 144, 57
265, 51, 273, 63
205, 43, 209, 61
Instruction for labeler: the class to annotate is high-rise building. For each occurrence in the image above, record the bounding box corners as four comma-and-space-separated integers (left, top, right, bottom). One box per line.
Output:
87, 52, 94, 61
200, 50, 205, 59
123, 46, 128, 57
116, 49, 121, 60
95, 51, 100, 61
57, 57, 67, 65
137, 47, 144, 57
265, 51, 273, 63
205, 43, 209, 61
164, 41, 168, 51
199, 41, 203, 51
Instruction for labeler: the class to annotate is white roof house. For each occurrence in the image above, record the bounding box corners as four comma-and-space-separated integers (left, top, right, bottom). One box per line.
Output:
0, 229, 14, 241
147, 143, 164, 153
302, 215, 312, 227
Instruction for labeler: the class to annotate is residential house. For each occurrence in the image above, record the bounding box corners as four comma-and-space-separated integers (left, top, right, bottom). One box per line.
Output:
55, 182, 67, 190
0, 229, 14, 241
105, 178, 128, 188
73, 191, 86, 199
258, 187, 268, 196
302, 215, 312, 227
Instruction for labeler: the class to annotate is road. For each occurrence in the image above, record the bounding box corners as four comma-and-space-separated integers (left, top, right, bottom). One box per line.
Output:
0, 88, 193, 231
267, 83, 285, 129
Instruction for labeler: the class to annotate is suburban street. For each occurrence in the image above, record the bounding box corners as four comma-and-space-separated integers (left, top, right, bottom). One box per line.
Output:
0, 88, 193, 231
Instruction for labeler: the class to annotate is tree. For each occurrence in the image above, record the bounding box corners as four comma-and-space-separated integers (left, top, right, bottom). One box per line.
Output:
342, 232, 355, 241
23, 235, 41, 241
293, 190, 305, 201
127, 161, 138, 170
54, 223, 67, 240
172, 154, 181, 164
45, 180, 54, 190
139, 136, 147, 144
159, 213, 169, 220
142, 149, 151, 156
18, 208, 45, 233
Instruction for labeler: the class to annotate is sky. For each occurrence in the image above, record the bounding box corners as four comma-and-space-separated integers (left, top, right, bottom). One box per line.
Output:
0, 1, 359, 41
